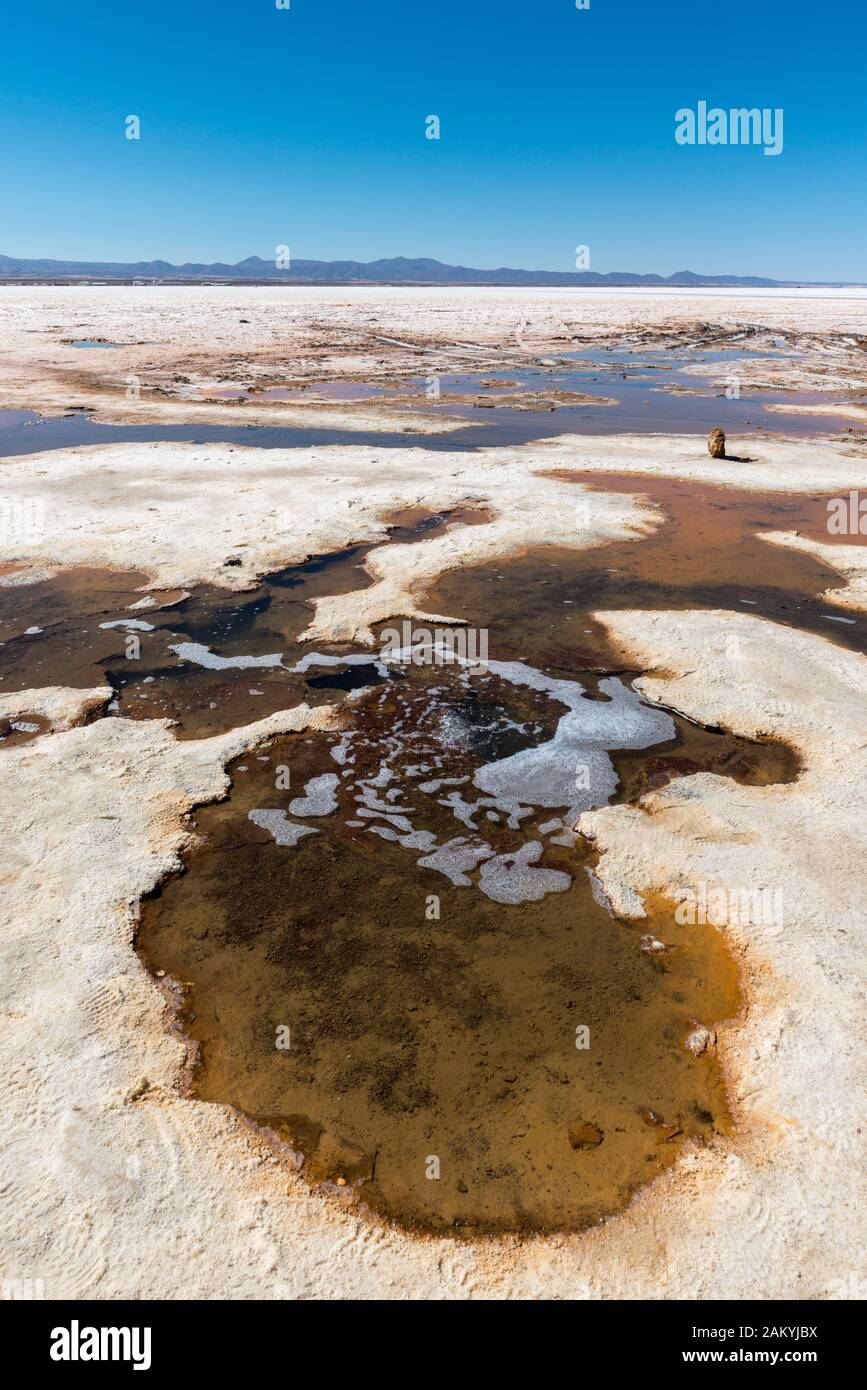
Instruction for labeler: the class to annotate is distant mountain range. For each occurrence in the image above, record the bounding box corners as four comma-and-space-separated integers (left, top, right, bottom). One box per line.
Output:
0, 252, 854, 287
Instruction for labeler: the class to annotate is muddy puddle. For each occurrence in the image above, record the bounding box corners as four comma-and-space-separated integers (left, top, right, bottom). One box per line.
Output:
138, 638, 780, 1234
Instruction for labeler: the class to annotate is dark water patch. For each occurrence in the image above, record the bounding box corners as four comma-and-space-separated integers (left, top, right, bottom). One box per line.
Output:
269, 544, 370, 589
380, 503, 494, 543
0, 402, 855, 461
0, 409, 434, 458
305, 664, 388, 692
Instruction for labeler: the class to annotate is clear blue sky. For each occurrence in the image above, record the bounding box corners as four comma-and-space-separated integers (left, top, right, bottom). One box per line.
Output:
1, 0, 864, 279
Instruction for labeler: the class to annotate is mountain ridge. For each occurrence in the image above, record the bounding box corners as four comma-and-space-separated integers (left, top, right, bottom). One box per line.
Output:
0, 252, 857, 287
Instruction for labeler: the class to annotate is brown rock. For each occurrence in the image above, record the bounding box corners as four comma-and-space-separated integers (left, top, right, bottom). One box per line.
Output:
685, 1024, 715, 1056
568, 1119, 604, 1150
708, 427, 726, 458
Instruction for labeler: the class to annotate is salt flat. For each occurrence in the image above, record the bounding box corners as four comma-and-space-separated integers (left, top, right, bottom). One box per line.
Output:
1, 284, 866, 426
0, 287, 865, 1299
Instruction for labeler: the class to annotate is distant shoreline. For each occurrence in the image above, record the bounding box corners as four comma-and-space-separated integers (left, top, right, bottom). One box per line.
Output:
1, 277, 864, 290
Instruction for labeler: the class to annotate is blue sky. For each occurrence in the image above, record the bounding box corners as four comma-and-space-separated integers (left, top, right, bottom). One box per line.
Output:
1, 0, 864, 279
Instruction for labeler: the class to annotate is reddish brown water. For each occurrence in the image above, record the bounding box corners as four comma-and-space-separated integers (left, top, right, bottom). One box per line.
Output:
138, 655, 766, 1234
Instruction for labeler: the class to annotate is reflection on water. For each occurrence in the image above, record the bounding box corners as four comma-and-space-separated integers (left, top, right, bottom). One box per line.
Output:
1, 342, 863, 459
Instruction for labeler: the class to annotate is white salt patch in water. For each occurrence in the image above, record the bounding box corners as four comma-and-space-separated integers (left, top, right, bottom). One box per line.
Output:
11, 720, 39, 733
418, 776, 469, 793
437, 790, 481, 829
823, 614, 856, 624
231, 641, 668, 905
479, 841, 571, 905
287, 651, 389, 678
366, 823, 398, 842
365, 824, 437, 852
0, 569, 55, 588
289, 773, 339, 818
476, 798, 534, 830
170, 641, 284, 669
417, 838, 495, 886
355, 806, 414, 833
396, 828, 439, 852
99, 618, 155, 631
538, 818, 563, 835
356, 782, 414, 815
248, 809, 318, 847
23, 627, 43, 635
472, 672, 674, 820
330, 733, 355, 767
